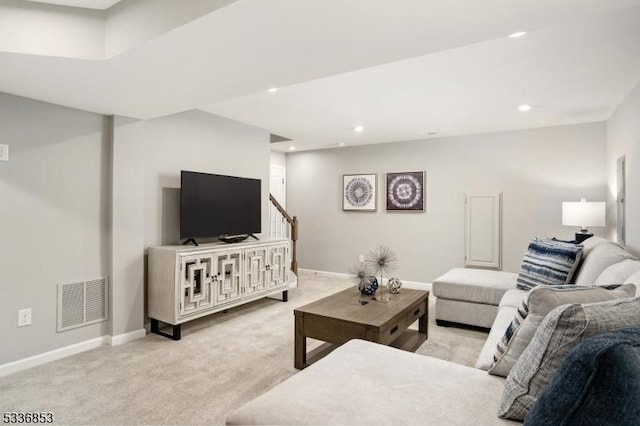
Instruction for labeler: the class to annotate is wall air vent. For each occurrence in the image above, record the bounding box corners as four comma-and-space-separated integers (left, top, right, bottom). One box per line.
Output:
57, 278, 109, 332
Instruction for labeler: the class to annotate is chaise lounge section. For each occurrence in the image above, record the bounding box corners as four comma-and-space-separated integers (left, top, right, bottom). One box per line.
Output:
432, 236, 639, 329
432, 268, 518, 329
227, 237, 640, 425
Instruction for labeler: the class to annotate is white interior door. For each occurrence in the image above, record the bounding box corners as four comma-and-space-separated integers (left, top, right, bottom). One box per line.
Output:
465, 193, 502, 269
270, 165, 286, 207
269, 165, 287, 238
617, 156, 626, 247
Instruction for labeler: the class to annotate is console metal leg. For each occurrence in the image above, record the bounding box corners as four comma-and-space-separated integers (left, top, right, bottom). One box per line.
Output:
150, 318, 181, 340
173, 324, 181, 340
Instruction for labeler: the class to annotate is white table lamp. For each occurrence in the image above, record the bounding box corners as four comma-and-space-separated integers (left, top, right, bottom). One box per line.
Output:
562, 198, 606, 243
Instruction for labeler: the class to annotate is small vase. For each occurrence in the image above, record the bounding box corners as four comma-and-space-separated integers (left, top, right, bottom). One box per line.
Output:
375, 274, 389, 302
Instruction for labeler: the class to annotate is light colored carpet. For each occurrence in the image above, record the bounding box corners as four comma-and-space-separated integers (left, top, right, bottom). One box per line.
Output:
0, 271, 488, 425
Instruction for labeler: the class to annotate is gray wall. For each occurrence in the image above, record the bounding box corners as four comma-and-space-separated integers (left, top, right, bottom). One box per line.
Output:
0, 93, 270, 366
111, 116, 146, 337
143, 110, 270, 248
0, 93, 111, 365
286, 123, 607, 282
607, 81, 640, 256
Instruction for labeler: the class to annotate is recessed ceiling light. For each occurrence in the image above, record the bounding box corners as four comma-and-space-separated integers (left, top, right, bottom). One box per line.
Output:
338, 142, 346, 147
354, 126, 364, 132
518, 104, 532, 112
288, 146, 296, 151
509, 31, 527, 38
267, 87, 278, 93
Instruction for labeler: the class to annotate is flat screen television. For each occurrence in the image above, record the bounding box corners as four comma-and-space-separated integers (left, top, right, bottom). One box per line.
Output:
180, 171, 261, 244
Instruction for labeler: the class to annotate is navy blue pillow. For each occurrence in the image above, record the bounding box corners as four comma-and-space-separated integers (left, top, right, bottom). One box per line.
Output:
525, 325, 640, 426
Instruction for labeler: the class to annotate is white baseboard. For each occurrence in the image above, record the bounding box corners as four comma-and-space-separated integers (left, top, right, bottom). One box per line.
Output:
401, 280, 432, 292
299, 268, 351, 279
0, 329, 147, 377
0, 336, 109, 377
299, 268, 432, 291
108, 328, 147, 346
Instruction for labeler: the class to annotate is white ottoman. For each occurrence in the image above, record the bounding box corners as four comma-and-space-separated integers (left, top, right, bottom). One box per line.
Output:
432, 268, 518, 329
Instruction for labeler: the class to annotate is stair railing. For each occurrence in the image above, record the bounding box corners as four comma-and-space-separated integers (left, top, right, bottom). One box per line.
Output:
269, 194, 298, 275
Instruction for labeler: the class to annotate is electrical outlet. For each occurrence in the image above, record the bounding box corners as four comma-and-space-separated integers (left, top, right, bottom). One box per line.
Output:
0, 144, 8, 161
18, 308, 32, 327
359, 254, 364, 264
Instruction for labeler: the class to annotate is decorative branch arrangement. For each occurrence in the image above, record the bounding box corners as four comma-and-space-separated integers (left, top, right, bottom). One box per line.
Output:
357, 245, 398, 302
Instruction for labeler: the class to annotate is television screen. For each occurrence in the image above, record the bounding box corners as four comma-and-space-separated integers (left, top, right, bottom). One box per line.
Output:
180, 171, 261, 240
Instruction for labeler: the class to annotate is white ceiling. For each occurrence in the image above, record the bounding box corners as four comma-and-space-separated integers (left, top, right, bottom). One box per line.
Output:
23, 0, 123, 10
2, 0, 640, 152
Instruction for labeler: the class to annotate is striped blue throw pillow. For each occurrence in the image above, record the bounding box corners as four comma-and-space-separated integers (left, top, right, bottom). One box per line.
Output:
516, 238, 583, 290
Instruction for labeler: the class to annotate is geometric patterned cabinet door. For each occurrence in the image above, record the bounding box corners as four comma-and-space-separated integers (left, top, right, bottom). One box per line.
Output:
147, 239, 291, 340
245, 247, 268, 297
213, 250, 243, 306
180, 254, 215, 317
267, 244, 289, 289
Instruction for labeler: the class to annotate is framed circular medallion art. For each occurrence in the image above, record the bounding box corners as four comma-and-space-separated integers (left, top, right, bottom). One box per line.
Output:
342, 173, 377, 211
386, 171, 425, 211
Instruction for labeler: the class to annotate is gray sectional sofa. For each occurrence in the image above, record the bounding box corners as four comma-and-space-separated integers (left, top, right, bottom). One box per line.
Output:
228, 339, 519, 425
432, 236, 640, 329
227, 237, 640, 425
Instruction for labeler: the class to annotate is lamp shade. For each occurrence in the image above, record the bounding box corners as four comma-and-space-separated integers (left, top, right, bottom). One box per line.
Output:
562, 200, 606, 228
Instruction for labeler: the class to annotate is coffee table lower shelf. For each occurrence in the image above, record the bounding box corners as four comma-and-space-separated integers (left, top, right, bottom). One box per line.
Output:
304, 329, 426, 367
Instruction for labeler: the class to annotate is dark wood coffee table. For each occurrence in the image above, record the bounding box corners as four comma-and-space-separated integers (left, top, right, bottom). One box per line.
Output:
294, 287, 429, 369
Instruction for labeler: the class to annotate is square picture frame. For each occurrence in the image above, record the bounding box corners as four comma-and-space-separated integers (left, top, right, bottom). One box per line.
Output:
343, 173, 377, 211
386, 171, 425, 212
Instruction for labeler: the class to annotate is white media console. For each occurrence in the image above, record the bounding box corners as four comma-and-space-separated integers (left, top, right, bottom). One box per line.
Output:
148, 238, 291, 340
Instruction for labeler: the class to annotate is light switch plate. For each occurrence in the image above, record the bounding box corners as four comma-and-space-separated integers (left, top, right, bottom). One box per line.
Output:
0, 144, 8, 161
